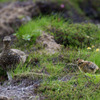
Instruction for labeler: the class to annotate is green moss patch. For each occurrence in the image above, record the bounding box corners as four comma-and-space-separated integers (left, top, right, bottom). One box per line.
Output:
16, 16, 100, 49
37, 73, 100, 100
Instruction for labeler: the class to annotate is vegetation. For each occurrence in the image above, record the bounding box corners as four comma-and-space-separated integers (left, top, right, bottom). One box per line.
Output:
16, 16, 100, 47
37, 74, 100, 100
0, 0, 100, 99
10, 15, 100, 100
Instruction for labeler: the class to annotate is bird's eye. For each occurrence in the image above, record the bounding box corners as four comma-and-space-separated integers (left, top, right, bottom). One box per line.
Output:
78, 62, 83, 65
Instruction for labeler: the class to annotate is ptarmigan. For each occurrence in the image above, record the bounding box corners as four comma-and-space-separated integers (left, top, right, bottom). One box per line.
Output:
77, 59, 99, 73
0, 36, 27, 80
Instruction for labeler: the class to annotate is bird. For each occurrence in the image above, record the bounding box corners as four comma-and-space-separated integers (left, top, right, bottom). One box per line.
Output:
77, 59, 99, 73
0, 36, 27, 80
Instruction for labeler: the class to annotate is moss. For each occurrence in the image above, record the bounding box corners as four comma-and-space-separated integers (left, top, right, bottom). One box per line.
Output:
47, 21, 100, 47
16, 16, 100, 49
87, 51, 100, 68
13, 72, 49, 81
37, 73, 100, 100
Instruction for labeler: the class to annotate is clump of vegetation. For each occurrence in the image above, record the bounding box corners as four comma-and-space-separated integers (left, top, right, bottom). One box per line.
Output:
15, 16, 52, 48
88, 51, 100, 68
16, 20, 41, 41
16, 16, 100, 48
47, 22, 100, 47
37, 74, 100, 100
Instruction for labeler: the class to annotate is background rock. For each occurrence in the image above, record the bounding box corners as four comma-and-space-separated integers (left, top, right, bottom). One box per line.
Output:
0, 1, 40, 38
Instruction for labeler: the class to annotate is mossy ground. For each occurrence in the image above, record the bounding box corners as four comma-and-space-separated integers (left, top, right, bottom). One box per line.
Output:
0, 15, 98, 99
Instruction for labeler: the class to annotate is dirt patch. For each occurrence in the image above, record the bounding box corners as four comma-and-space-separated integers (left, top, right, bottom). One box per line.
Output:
36, 32, 61, 54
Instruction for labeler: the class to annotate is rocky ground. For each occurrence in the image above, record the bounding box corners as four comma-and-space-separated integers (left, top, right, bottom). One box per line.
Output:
0, 78, 40, 100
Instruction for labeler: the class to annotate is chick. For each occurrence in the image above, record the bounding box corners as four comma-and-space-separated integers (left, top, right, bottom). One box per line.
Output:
77, 59, 99, 73
0, 36, 27, 80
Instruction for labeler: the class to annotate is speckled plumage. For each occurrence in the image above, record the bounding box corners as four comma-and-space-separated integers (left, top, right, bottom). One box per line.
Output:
0, 36, 27, 80
0, 49, 21, 71
77, 59, 99, 73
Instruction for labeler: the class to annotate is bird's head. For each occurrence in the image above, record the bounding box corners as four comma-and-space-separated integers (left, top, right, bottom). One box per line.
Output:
3, 36, 11, 45
77, 59, 84, 66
